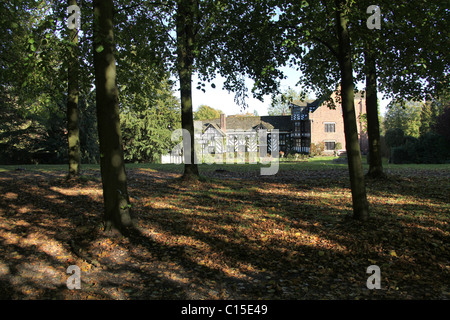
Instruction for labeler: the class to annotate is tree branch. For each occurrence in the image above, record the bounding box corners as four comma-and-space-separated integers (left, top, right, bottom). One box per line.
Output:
311, 36, 339, 59
114, 3, 143, 14
114, 1, 167, 15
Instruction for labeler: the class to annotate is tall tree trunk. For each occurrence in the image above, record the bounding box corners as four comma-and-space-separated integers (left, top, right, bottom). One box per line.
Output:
67, 0, 81, 178
364, 49, 384, 178
93, 0, 134, 233
335, 0, 369, 221
176, 0, 199, 179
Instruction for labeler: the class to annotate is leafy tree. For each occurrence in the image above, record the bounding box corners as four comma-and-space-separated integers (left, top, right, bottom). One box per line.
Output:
93, 0, 134, 234
0, 95, 47, 164
362, 1, 448, 176
334, 0, 370, 220
274, 0, 369, 220
276, 1, 448, 179
66, 0, 81, 178
193, 105, 222, 120
385, 128, 405, 149
434, 106, 450, 142
0, 1, 98, 169
131, 0, 285, 179
268, 88, 310, 116
384, 100, 422, 138
172, 0, 198, 178
0, 1, 65, 164
391, 132, 450, 164
419, 101, 444, 136
121, 80, 181, 162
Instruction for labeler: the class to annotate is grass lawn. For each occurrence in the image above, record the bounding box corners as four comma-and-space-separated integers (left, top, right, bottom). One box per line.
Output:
1, 156, 449, 173
0, 158, 448, 300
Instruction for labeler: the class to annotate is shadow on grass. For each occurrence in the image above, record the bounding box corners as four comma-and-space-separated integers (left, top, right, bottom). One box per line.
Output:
0, 167, 448, 299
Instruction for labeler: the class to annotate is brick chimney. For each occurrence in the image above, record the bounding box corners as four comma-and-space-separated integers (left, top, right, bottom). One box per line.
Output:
220, 113, 226, 131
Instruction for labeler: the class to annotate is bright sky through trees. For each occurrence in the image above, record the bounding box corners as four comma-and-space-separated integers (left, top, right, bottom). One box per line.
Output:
189, 65, 391, 116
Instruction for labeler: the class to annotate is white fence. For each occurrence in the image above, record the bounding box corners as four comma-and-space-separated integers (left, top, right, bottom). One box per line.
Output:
161, 153, 183, 164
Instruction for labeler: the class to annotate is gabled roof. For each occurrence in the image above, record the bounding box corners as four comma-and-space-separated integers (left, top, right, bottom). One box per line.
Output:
203, 122, 226, 136
290, 98, 322, 113
201, 114, 293, 132
290, 90, 366, 113
202, 116, 278, 131
260, 116, 291, 131
290, 99, 316, 107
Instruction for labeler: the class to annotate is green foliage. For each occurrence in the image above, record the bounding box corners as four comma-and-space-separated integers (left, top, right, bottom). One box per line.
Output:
194, 105, 223, 120
310, 142, 325, 157
384, 100, 422, 138
268, 88, 307, 116
284, 152, 308, 161
78, 93, 100, 164
434, 106, 450, 142
0, 91, 99, 165
384, 98, 448, 163
120, 80, 181, 163
121, 107, 180, 163
0, 97, 47, 164
385, 128, 405, 149
391, 132, 450, 164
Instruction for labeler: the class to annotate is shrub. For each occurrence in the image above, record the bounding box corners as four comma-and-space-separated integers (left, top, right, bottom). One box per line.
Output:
391, 132, 450, 164
385, 128, 405, 148
310, 142, 324, 157
417, 132, 450, 164
391, 145, 411, 164
285, 152, 308, 161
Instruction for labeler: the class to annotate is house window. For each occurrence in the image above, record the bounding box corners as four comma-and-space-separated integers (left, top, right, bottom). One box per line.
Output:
294, 122, 301, 132
279, 134, 286, 145
325, 123, 335, 133
325, 141, 336, 150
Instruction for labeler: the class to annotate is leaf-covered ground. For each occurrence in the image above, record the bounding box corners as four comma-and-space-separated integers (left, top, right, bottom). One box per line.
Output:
0, 166, 448, 300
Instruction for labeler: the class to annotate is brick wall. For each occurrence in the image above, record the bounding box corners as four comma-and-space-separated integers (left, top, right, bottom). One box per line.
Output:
310, 93, 367, 154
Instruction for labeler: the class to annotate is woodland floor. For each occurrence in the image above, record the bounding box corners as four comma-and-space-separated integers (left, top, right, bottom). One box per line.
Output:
0, 165, 448, 300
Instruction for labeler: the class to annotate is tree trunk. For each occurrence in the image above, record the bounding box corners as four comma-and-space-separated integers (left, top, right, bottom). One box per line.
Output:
67, 0, 81, 178
93, 0, 134, 233
364, 49, 385, 178
335, 0, 369, 221
176, 0, 199, 179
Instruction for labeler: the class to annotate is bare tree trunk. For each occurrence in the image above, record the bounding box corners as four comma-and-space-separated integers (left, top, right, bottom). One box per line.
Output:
335, 0, 369, 221
364, 49, 385, 178
67, 0, 80, 178
176, 0, 199, 179
93, 0, 134, 234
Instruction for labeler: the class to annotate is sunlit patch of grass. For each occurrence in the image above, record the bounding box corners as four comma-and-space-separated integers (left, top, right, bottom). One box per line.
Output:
0, 165, 448, 299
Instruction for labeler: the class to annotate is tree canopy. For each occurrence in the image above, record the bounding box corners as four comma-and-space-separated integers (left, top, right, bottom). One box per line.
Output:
194, 105, 223, 121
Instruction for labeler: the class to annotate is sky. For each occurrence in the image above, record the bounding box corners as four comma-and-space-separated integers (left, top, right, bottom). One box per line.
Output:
190, 65, 391, 117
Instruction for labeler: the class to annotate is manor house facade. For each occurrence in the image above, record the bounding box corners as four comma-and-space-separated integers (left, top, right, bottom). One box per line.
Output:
195, 92, 368, 157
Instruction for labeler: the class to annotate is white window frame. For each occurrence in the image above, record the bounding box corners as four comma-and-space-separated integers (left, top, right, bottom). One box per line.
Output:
324, 122, 336, 133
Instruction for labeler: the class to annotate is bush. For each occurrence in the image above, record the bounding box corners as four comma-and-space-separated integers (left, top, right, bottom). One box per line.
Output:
385, 128, 405, 148
417, 132, 450, 163
391, 144, 413, 164
310, 142, 325, 157
391, 132, 450, 164
285, 152, 308, 161
380, 135, 390, 158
